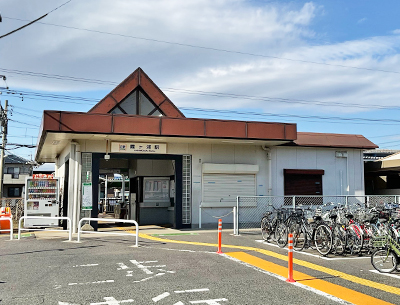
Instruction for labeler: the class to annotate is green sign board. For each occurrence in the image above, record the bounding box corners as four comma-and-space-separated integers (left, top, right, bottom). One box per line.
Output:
82, 182, 92, 210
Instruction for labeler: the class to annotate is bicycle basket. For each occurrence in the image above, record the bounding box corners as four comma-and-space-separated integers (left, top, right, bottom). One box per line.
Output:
372, 236, 387, 248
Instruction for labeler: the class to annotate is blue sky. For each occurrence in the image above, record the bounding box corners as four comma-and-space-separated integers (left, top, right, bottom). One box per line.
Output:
1, 0, 400, 161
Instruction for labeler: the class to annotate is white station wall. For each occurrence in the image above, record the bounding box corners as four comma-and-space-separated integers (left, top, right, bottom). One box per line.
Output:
53, 140, 366, 227
168, 143, 269, 226
271, 147, 365, 196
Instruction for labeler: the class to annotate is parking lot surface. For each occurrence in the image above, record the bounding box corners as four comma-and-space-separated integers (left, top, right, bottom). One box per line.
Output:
0, 226, 399, 304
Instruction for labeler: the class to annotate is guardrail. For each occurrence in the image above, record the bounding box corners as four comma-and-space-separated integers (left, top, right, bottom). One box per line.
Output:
18, 216, 72, 241
77, 218, 139, 247
0, 217, 13, 240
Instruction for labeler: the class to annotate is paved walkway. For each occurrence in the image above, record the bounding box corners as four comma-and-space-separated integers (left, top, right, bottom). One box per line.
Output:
7, 225, 400, 305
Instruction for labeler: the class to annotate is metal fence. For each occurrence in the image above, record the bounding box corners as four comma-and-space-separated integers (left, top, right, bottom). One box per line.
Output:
0, 198, 24, 220
236, 195, 400, 235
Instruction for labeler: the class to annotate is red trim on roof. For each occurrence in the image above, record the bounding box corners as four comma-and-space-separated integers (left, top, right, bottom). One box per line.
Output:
293, 132, 378, 149
39, 111, 297, 141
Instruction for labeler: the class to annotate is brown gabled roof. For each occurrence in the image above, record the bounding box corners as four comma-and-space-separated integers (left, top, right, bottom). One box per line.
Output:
293, 132, 378, 149
88, 67, 185, 118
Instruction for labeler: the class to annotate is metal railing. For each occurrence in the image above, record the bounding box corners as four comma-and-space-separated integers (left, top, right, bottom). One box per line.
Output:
77, 218, 139, 247
18, 216, 72, 241
235, 195, 400, 235
0, 217, 13, 240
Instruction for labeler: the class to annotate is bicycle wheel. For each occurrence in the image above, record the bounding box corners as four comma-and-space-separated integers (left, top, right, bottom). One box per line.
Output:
371, 249, 397, 273
261, 216, 272, 241
292, 224, 306, 251
314, 224, 332, 256
332, 226, 346, 255
275, 223, 288, 248
347, 227, 364, 255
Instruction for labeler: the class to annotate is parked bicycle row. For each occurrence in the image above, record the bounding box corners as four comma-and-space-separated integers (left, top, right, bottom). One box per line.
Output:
260, 202, 400, 257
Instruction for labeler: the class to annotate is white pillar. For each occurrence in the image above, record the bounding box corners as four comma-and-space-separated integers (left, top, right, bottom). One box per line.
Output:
71, 142, 81, 234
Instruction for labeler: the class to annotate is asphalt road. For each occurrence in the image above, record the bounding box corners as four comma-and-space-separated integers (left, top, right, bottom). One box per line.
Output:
0, 228, 399, 305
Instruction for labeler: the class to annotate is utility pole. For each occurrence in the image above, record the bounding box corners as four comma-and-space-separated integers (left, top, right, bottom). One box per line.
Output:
0, 100, 8, 198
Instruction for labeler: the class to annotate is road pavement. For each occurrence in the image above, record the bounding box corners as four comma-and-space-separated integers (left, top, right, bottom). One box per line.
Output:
0, 226, 399, 304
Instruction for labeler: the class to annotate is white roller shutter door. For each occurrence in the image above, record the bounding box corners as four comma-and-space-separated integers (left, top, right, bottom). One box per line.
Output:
202, 174, 256, 206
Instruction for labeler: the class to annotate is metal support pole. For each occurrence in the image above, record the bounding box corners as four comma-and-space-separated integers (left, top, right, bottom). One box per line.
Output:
0, 100, 8, 198
199, 204, 202, 229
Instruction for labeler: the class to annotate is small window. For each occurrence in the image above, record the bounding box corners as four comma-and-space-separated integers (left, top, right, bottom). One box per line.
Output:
7, 167, 20, 179
8, 187, 21, 197
109, 88, 164, 117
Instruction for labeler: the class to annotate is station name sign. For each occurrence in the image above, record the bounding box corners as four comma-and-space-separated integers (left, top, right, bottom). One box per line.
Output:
111, 142, 167, 154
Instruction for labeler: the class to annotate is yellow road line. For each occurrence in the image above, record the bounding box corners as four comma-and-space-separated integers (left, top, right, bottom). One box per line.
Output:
227, 251, 393, 305
137, 233, 400, 296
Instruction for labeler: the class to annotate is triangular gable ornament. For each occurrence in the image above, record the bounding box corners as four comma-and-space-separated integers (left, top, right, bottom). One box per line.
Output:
88, 67, 185, 118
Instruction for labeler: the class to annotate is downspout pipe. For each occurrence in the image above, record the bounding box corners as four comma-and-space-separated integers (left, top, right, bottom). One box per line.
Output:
71, 141, 81, 234
262, 146, 272, 196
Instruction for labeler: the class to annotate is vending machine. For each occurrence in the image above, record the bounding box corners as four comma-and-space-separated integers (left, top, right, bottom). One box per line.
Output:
24, 175, 60, 227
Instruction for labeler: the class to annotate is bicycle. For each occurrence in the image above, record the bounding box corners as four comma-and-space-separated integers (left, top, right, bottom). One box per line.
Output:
371, 234, 400, 273
281, 207, 333, 256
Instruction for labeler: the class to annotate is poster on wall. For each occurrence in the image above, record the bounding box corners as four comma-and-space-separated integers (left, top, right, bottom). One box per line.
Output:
82, 182, 92, 210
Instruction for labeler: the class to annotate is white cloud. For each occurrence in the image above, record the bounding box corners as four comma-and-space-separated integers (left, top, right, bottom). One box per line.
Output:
357, 17, 367, 24
1, 0, 400, 120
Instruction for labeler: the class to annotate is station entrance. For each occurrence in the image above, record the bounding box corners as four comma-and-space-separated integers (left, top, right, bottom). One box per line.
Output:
90, 153, 185, 230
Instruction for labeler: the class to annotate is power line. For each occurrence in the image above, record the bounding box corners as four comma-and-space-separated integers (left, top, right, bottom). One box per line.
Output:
9, 119, 40, 127
5, 91, 400, 126
164, 88, 400, 111
3, 16, 400, 76
11, 110, 42, 119
0, 1, 73, 39
180, 107, 400, 125
3, 84, 400, 111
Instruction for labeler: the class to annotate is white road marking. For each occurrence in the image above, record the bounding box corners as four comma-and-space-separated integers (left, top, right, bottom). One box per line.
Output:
130, 260, 166, 274
174, 288, 210, 294
133, 272, 165, 283
90, 297, 134, 305
68, 280, 114, 286
369, 270, 400, 279
58, 302, 80, 305
73, 264, 99, 268
152, 292, 170, 302
190, 298, 228, 304
255, 240, 369, 260
173, 302, 185, 305
222, 254, 352, 305
117, 263, 129, 270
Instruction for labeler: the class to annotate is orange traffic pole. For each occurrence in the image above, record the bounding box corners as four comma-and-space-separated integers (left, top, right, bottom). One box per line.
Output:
286, 233, 296, 283
217, 219, 223, 254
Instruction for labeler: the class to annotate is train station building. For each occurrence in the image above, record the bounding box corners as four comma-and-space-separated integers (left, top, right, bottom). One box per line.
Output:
35, 68, 378, 231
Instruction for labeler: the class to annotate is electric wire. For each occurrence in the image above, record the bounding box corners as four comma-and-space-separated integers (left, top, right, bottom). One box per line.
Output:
3, 16, 400, 75
0, 1, 73, 39
2, 85, 400, 111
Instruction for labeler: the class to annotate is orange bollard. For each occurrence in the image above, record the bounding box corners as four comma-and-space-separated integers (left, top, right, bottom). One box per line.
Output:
286, 233, 296, 283
217, 219, 223, 254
